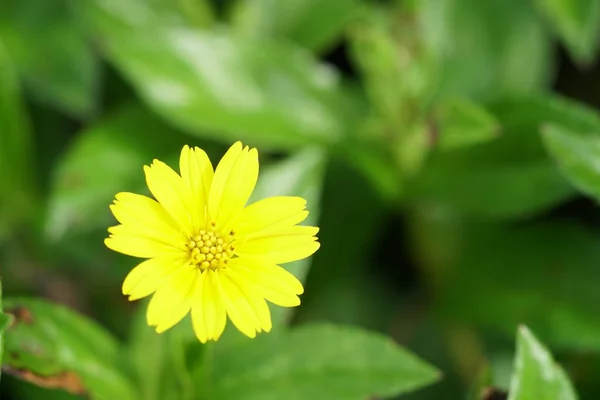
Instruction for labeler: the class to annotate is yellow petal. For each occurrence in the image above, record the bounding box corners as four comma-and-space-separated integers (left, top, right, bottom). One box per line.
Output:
216, 272, 262, 338
107, 224, 187, 252
227, 261, 301, 307
235, 279, 272, 333
179, 145, 213, 229
105, 229, 186, 259
191, 270, 227, 343
208, 142, 258, 229
235, 234, 320, 264
233, 196, 309, 239
110, 193, 185, 246
144, 160, 194, 236
229, 258, 304, 294
122, 256, 188, 300
146, 265, 197, 333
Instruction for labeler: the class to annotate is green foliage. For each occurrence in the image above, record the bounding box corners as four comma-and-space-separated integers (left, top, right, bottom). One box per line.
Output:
0, 0, 98, 118
508, 326, 578, 400
543, 123, 600, 201
208, 324, 440, 400
0, 42, 35, 240
2, 0, 600, 398
535, 0, 600, 64
2, 298, 137, 399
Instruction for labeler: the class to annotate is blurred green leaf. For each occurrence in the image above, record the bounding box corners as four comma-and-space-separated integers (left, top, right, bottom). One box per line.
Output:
232, 0, 360, 52
342, 139, 402, 201
82, 0, 345, 149
146, 0, 214, 28
3, 298, 137, 399
126, 305, 195, 400
434, 98, 499, 151
416, 94, 600, 219
0, 42, 35, 239
508, 326, 578, 400
44, 103, 187, 240
466, 364, 497, 400
535, 0, 600, 64
441, 221, 600, 352
348, 5, 438, 128
1, 281, 14, 382
542, 123, 600, 202
0, 0, 98, 117
418, 0, 552, 100
210, 324, 440, 400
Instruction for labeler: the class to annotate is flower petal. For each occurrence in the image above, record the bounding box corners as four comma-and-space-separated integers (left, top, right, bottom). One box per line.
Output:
144, 159, 194, 235
110, 193, 185, 246
233, 196, 309, 239
146, 265, 197, 333
216, 272, 262, 338
235, 279, 272, 333
179, 145, 213, 229
122, 256, 188, 300
105, 226, 186, 258
208, 142, 259, 229
191, 270, 227, 343
228, 259, 302, 307
235, 233, 320, 264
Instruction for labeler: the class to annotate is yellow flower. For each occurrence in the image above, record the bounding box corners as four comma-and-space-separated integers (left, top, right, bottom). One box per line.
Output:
105, 142, 319, 342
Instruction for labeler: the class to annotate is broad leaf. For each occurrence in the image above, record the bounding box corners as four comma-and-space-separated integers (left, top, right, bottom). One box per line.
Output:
3, 298, 137, 399
0, 280, 14, 382
0, 42, 35, 240
434, 98, 499, 151
416, 94, 600, 219
418, 0, 552, 100
210, 324, 440, 400
535, 0, 600, 64
81, 0, 345, 149
232, 0, 360, 52
508, 326, 578, 400
542, 123, 600, 202
0, 0, 98, 117
44, 103, 188, 240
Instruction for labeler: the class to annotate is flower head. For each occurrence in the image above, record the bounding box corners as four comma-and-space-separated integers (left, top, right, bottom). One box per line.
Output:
105, 142, 319, 342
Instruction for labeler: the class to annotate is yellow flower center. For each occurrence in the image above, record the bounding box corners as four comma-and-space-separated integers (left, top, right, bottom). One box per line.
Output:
187, 229, 235, 271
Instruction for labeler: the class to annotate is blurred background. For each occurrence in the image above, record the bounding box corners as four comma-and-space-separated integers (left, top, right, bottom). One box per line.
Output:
3, 0, 600, 398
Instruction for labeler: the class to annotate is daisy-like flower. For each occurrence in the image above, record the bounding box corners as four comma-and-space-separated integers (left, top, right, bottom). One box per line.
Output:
105, 142, 319, 342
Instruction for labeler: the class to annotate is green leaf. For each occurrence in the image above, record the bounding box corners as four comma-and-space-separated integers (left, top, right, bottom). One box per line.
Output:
0, 42, 35, 240
466, 364, 494, 400
535, 0, 600, 64
1, 280, 15, 382
440, 221, 600, 352
210, 324, 440, 400
418, 0, 552, 100
81, 0, 345, 149
231, 0, 360, 52
348, 5, 439, 128
416, 94, 600, 219
44, 103, 188, 240
542, 123, 600, 201
434, 98, 500, 151
508, 326, 578, 400
3, 298, 137, 399
126, 305, 196, 400
0, 0, 99, 117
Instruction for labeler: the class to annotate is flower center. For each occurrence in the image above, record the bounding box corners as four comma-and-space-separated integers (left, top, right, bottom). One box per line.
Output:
187, 229, 235, 271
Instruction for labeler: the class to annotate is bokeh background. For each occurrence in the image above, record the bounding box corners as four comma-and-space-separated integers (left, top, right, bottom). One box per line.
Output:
3, 0, 600, 399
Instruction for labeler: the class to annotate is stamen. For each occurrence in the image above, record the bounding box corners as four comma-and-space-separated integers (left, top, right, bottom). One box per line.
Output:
188, 226, 236, 271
